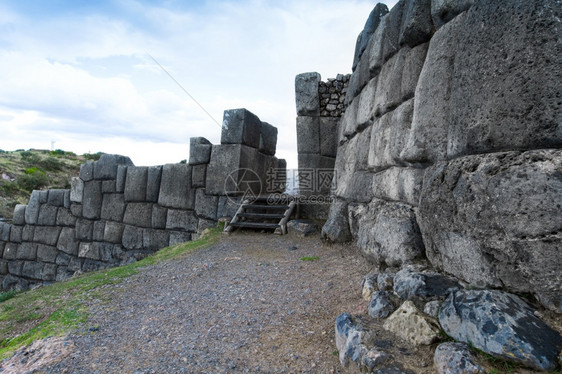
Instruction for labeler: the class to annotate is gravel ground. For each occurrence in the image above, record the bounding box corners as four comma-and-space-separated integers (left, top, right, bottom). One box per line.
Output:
32, 231, 373, 373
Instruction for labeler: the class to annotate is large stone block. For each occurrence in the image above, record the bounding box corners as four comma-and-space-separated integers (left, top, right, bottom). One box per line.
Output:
17, 242, 37, 260
8, 261, 23, 276
123, 203, 153, 228
82, 180, 103, 219
122, 225, 144, 250
79, 242, 100, 260
419, 150, 562, 311
3, 243, 18, 260
447, 0, 562, 158
169, 231, 191, 246
42, 263, 57, 281
221, 108, 262, 148
295, 72, 321, 116
93, 221, 105, 241
102, 180, 116, 194
368, 113, 393, 172
25, 190, 41, 225
356, 199, 425, 267
352, 3, 389, 71
388, 99, 415, 167
104, 221, 124, 244
143, 229, 169, 250
47, 189, 66, 207
37, 244, 58, 263
80, 161, 94, 181
319, 117, 339, 158
321, 198, 352, 243
297, 154, 335, 196
146, 166, 162, 202
166, 209, 198, 232
75, 219, 93, 241
22, 225, 34, 241
33, 226, 61, 246
12, 204, 26, 226
259, 122, 277, 156
206, 144, 261, 196
124, 166, 148, 202
93, 154, 134, 180
373, 47, 408, 117
189, 137, 212, 165
333, 130, 372, 201
116, 165, 127, 193
401, 42, 428, 101
217, 196, 239, 219
191, 164, 206, 188
372, 166, 425, 207
431, 0, 474, 29
56, 208, 76, 227
158, 164, 194, 210
356, 77, 378, 130
22, 261, 44, 280
194, 189, 218, 220
345, 49, 371, 106
10, 225, 22, 243
0, 222, 10, 241
101, 193, 126, 222
57, 228, 79, 256
296, 116, 320, 154
151, 205, 167, 229
399, 0, 433, 47
37, 204, 58, 226
341, 97, 359, 139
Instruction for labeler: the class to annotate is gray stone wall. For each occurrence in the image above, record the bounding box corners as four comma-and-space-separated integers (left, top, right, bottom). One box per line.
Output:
0, 108, 285, 291
321, 0, 562, 312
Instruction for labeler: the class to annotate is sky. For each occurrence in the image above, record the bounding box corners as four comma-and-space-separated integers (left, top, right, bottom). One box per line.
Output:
0, 0, 397, 168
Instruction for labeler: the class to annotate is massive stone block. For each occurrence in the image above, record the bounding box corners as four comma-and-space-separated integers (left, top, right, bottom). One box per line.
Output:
82, 181, 103, 220
259, 122, 278, 156
116, 165, 127, 193
295, 72, 321, 116
296, 116, 320, 154
121, 225, 144, 250
373, 47, 408, 117
101, 193, 126, 222
56, 228, 79, 255
368, 113, 393, 172
80, 161, 94, 181
93, 221, 105, 241
79, 242, 100, 260
355, 199, 425, 267
221, 109, 262, 148
0, 223, 10, 241
431, 0, 474, 29
352, 3, 389, 71
9, 226, 22, 243
194, 189, 218, 220
12, 205, 26, 226
93, 154, 134, 180
356, 77, 378, 130
124, 166, 148, 202
17, 242, 37, 261
101, 180, 116, 194
123, 203, 153, 228
56, 208, 76, 227
37, 244, 58, 263
401, 43, 428, 101
166, 209, 198, 232
104, 221, 124, 244
47, 190, 66, 207
341, 97, 359, 138
33, 226, 61, 246
151, 205, 167, 229
333, 129, 372, 202
75, 219, 93, 241
372, 166, 424, 207
319, 117, 339, 158
419, 150, 562, 311
189, 137, 212, 165
146, 166, 162, 202
191, 164, 206, 188
399, 0, 433, 47
321, 198, 352, 243
37, 204, 58, 226
158, 164, 194, 210
143, 229, 169, 250
25, 190, 41, 225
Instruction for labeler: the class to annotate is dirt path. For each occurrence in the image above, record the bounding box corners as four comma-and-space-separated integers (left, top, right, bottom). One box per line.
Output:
25, 232, 371, 373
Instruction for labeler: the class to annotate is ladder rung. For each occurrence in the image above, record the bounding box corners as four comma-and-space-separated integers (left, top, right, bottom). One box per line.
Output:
238, 213, 285, 220
229, 222, 279, 229
245, 204, 289, 210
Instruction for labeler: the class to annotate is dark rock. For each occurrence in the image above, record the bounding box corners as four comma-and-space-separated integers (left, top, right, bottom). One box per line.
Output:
56, 228, 79, 256
143, 229, 169, 250
8, 260, 23, 276
103, 221, 124, 244
191, 164, 207, 188
368, 291, 395, 318
423, 300, 441, 318
335, 313, 363, 367
220, 108, 262, 148
56, 208, 76, 227
393, 267, 460, 300
17, 242, 37, 261
400, 0, 433, 47
124, 166, 148, 202
22, 225, 34, 242
22, 261, 43, 280
33, 226, 61, 246
78, 242, 100, 260
101, 193, 126, 222
319, 117, 339, 157
9, 225, 22, 243
42, 263, 57, 281
194, 189, 219, 220
121, 225, 144, 250
12, 205, 26, 226
101, 180, 116, 194
3, 243, 18, 260
287, 220, 318, 238
377, 272, 394, 291
439, 289, 562, 371
295, 72, 321, 116
82, 181, 102, 220
93, 221, 105, 241
93, 154, 134, 180
353, 3, 389, 70
431, 0, 474, 29
434, 342, 485, 374
146, 166, 162, 202
166, 209, 198, 232
37, 204, 58, 226
75, 219, 93, 241
36, 245, 58, 263
116, 165, 127, 193
25, 190, 41, 225
158, 164, 194, 210
47, 189, 66, 207
296, 116, 320, 154
79, 161, 94, 181
321, 199, 352, 243
169, 231, 191, 246
189, 137, 212, 165
259, 122, 278, 156
151, 205, 167, 230
123, 203, 153, 228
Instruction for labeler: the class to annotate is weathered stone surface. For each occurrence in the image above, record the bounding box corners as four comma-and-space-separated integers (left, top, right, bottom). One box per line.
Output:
17, 242, 37, 261
221, 108, 262, 148
377, 272, 394, 291
319, 117, 339, 158
146, 166, 162, 202
21, 226, 34, 242
12, 204, 26, 226
401, 43, 428, 101
103, 221, 124, 244
56, 208, 76, 227
93, 221, 105, 241
217, 196, 239, 219
335, 313, 363, 367
194, 189, 218, 220
37, 204, 58, 226
368, 112, 393, 171
79, 161, 94, 181
169, 231, 191, 246
393, 267, 460, 301
78, 242, 100, 260
70, 203, 82, 218
259, 122, 277, 156
22, 261, 44, 280
439, 290, 562, 371
47, 189, 66, 207
57, 228, 79, 256
55, 252, 71, 266
42, 263, 57, 281
36, 245, 58, 263
389, 99, 415, 166
372, 166, 424, 207
361, 348, 390, 371
434, 342, 485, 374
67, 257, 83, 272
25, 190, 41, 225
295, 72, 321, 116
189, 137, 212, 165
383, 300, 440, 345
75, 218, 93, 241
296, 116, 320, 154
321, 199, 352, 243
93, 154, 134, 180
191, 164, 206, 188
345, 50, 371, 106
333, 130, 372, 201
100, 193, 125, 222
400, 0, 433, 47
353, 3, 389, 71
362, 272, 377, 301
82, 181, 102, 220
431, 0, 474, 29
287, 220, 318, 238
368, 291, 395, 318
151, 205, 167, 229
166, 209, 198, 232
8, 260, 23, 276
123, 203, 153, 228
124, 166, 148, 202
121, 225, 144, 250
356, 200, 425, 267
419, 150, 562, 310
356, 77, 377, 130
297, 154, 335, 196
0, 259, 7, 275
374, 47, 407, 117
3, 243, 18, 260
341, 97, 358, 139
143, 229, 169, 250
423, 300, 441, 318
206, 144, 261, 196
33, 226, 61, 246
101, 180, 116, 193
158, 164, 194, 209
116, 165, 127, 193
9, 226, 22, 243
196, 218, 216, 236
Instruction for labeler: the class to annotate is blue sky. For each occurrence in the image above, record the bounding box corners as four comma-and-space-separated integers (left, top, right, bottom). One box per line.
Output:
0, 0, 397, 167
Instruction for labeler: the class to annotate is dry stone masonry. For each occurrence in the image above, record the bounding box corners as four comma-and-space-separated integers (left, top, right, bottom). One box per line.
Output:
0, 108, 284, 291
316, 0, 562, 372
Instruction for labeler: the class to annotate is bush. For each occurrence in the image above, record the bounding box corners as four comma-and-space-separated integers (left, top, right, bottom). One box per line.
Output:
0, 180, 18, 196
83, 152, 104, 161
39, 157, 64, 171
17, 169, 49, 192
49, 149, 65, 157
20, 151, 40, 164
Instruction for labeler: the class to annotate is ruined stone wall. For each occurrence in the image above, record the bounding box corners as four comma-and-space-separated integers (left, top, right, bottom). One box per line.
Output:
321, 0, 561, 312
295, 73, 349, 219
0, 108, 284, 290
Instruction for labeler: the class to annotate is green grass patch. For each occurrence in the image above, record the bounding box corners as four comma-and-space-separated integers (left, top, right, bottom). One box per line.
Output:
300, 256, 320, 262
0, 224, 222, 360
0, 291, 18, 303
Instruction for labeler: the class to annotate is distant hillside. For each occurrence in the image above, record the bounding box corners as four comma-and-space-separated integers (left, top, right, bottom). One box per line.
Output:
0, 149, 103, 220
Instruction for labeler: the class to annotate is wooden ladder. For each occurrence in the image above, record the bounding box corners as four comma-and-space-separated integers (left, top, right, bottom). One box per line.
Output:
224, 196, 296, 235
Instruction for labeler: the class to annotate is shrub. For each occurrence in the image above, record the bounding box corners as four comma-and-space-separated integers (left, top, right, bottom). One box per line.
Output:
49, 149, 65, 157
39, 157, 64, 171
17, 169, 49, 192
179, 159, 187, 164
83, 152, 104, 161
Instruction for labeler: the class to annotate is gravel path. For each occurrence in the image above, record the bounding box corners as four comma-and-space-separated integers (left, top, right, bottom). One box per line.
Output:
36, 232, 370, 373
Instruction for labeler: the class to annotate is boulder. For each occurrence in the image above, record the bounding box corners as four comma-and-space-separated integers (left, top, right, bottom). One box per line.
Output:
383, 300, 440, 345
368, 291, 395, 318
333, 129, 372, 201
3, 243, 17, 260
321, 199, 352, 243
93, 221, 105, 241
189, 137, 212, 165
295, 72, 321, 116
377, 272, 394, 291
22, 261, 44, 280
335, 313, 363, 367
158, 164, 195, 210
423, 300, 441, 318
419, 150, 562, 311
100, 193, 125, 222
124, 166, 148, 202
221, 108, 262, 148
439, 290, 562, 371
361, 272, 378, 301
434, 342, 485, 374
286, 220, 318, 238
93, 154, 134, 180
0, 222, 11, 241
36, 245, 58, 263
393, 267, 461, 301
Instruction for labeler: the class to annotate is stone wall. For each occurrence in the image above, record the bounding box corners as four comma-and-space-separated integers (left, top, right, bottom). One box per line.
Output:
295, 73, 349, 219
0, 108, 285, 291
321, 0, 562, 313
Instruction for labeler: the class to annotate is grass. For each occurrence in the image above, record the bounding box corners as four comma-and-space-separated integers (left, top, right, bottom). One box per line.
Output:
300, 256, 320, 262
0, 224, 222, 361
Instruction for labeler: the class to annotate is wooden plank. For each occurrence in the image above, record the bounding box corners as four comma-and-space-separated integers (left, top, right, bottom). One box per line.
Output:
229, 222, 279, 229
238, 212, 285, 220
